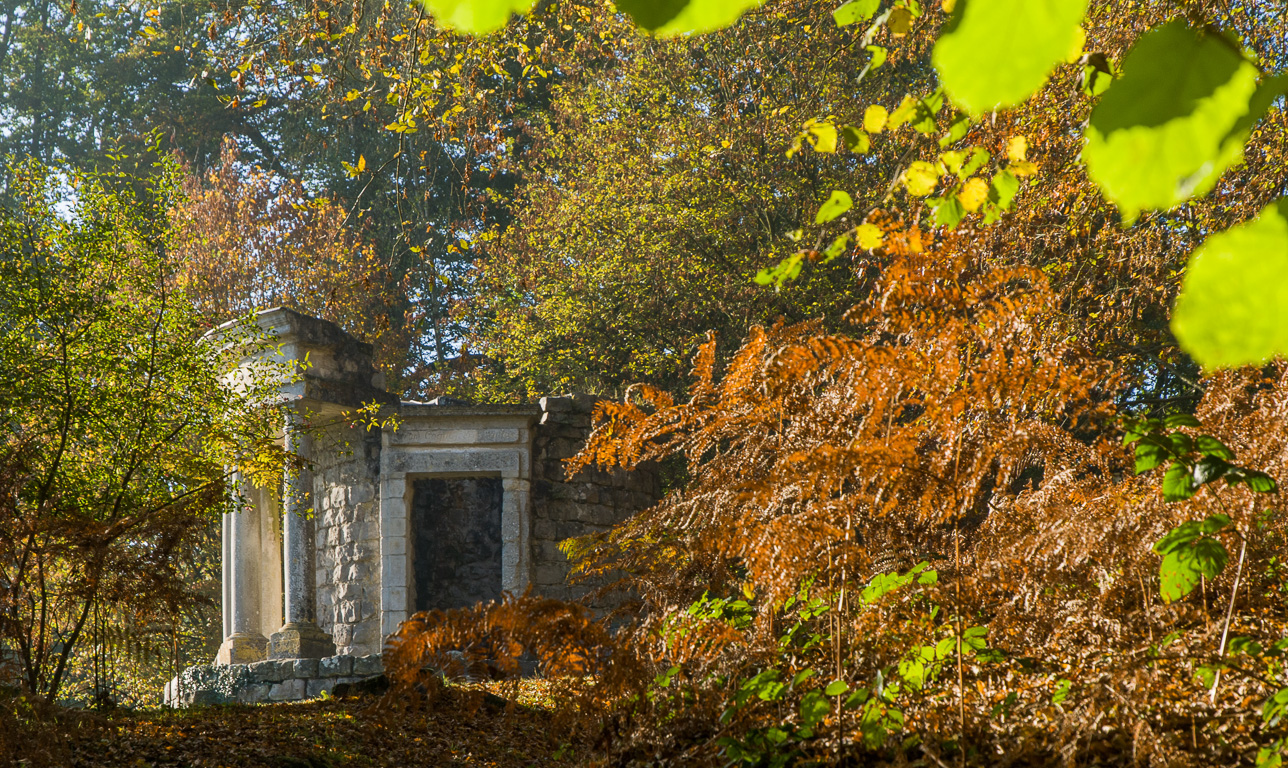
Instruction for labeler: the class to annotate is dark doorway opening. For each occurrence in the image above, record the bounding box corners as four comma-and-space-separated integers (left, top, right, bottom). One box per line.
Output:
411, 476, 504, 612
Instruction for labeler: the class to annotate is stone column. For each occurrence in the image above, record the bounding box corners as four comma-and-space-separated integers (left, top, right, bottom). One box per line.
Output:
269, 411, 336, 659
501, 476, 532, 594
216, 472, 268, 665
220, 511, 231, 642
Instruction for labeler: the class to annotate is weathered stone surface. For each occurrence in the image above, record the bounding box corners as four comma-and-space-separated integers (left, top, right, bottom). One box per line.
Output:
352, 654, 384, 676
319, 655, 352, 677
269, 678, 306, 701
247, 659, 286, 684
291, 658, 320, 678
306, 678, 335, 698
238, 683, 272, 704
269, 622, 337, 660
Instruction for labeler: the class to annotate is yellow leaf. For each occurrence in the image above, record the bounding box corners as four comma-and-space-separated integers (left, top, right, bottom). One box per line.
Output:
941, 0, 957, 11
1010, 160, 1039, 176
863, 105, 888, 134
1007, 135, 1028, 163
357, 155, 366, 172
903, 161, 940, 196
808, 121, 838, 153
958, 177, 988, 212
856, 223, 884, 249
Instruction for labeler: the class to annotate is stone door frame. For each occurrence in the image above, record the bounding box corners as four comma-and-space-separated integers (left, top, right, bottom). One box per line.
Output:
377, 406, 538, 638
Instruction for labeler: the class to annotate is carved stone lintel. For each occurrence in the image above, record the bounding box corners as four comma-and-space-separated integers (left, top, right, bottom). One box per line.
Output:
216, 633, 268, 666
268, 622, 337, 660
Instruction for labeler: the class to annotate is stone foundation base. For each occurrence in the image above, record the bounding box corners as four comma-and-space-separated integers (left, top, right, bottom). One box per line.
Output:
165, 653, 384, 707
269, 622, 336, 659
215, 633, 268, 666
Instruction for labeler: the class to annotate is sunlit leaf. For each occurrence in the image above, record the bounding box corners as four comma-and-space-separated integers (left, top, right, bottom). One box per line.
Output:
932, 0, 1088, 114
904, 161, 940, 196
816, 190, 853, 224
1083, 23, 1265, 222
639, 0, 765, 36
856, 223, 884, 249
834, 0, 880, 26
1172, 199, 1288, 369
958, 177, 988, 212
1158, 537, 1228, 603
418, 0, 535, 34
864, 104, 889, 133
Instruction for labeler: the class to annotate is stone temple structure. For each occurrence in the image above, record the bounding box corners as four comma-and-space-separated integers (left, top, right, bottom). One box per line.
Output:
167, 308, 658, 706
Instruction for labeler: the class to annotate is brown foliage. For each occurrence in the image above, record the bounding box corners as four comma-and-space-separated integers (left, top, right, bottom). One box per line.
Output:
171, 138, 413, 383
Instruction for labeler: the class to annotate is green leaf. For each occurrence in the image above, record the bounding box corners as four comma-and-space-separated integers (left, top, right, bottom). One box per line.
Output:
866, 44, 887, 68
1192, 456, 1231, 486
799, 690, 831, 727
1052, 678, 1072, 705
932, 0, 1088, 115
1162, 414, 1201, 429
1197, 513, 1232, 535
825, 679, 849, 696
754, 252, 805, 287
842, 126, 871, 153
823, 234, 850, 261
642, 0, 766, 36
959, 147, 990, 179
1172, 199, 1288, 369
1154, 520, 1204, 554
816, 190, 854, 224
938, 114, 972, 147
1083, 23, 1264, 222
1264, 687, 1288, 726
988, 170, 1019, 210
1195, 435, 1235, 460
418, 0, 534, 34
834, 0, 881, 26
1227, 468, 1279, 494
932, 196, 966, 229
910, 91, 945, 135
1159, 537, 1228, 603
1134, 440, 1167, 474
1162, 461, 1196, 501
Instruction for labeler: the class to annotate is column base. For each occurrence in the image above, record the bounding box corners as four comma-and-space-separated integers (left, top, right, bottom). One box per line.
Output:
215, 633, 268, 665
268, 622, 337, 659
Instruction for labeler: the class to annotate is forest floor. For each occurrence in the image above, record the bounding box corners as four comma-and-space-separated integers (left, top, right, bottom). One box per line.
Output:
5, 679, 589, 768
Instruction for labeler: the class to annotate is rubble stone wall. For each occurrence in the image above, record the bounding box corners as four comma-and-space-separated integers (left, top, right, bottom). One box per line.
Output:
530, 395, 661, 603
166, 654, 383, 707
312, 420, 383, 657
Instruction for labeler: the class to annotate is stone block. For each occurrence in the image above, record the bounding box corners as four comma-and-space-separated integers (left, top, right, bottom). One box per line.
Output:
269, 678, 307, 701
307, 678, 336, 698
319, 655, 353, 677
238, 683, 272, 704
292, 658, 320, 678
270, 623, 337, 660
534, 563, 568, 586
247, 659, 286, 684
350, 621, 380, 650
331, 623, 353, 648
352, 654, 384, 676
539, 396, 575, 412
215, 633, 267, 666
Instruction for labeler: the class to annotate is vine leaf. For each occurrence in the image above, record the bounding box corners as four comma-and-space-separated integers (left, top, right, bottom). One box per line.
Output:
932, 0, 1087, 114
418, 0, 534, 34
1172, 199, 1288, 369
1083, 23, 1268, 223
620, 0, 764, 36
